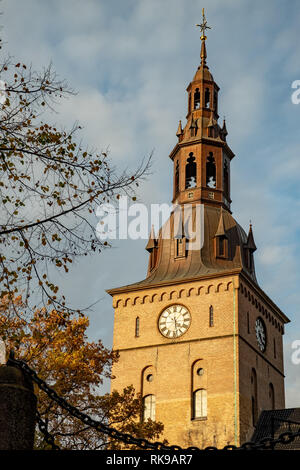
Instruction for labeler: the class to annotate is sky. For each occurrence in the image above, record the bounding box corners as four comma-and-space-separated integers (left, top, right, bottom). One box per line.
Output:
2, 0, 300, 407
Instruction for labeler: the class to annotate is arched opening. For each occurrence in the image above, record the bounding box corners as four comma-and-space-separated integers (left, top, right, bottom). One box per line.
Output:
224, 160, 229, 199
185, 153, 197, 189
214, 89, 218, 113
175, 160, 179, 195
205, 88, 210, 108
188, 93, 191, 114
192, 389, 207, 419
269, 383, 275, 410
135, 317, 140, 337
209, 305, 214, 327
251, 368, 258, 425
206, 153, 216, 188
194, 88, 200, 109
143, 394, 156, 421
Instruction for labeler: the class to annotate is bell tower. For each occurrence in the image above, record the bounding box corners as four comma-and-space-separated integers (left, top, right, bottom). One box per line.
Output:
107, 11, 289, 449
172, 14, 233, 212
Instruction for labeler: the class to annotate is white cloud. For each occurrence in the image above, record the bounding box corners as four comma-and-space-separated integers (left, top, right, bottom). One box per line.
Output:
1, 0, 300, 411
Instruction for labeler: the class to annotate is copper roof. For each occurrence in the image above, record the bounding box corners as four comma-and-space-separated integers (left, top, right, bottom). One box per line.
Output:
107, 205, 257, 294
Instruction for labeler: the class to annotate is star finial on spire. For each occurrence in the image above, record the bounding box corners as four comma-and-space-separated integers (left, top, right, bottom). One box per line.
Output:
196, 8, 211, 41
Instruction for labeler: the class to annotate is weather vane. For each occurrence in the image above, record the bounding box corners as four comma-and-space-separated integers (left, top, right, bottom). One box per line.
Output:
196, 8, 211, 41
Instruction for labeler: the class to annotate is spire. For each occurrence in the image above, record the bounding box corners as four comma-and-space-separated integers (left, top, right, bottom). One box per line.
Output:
145, 225, 157, 252
246, 223, 257, 252
196, 8, 211, 67
200, 40, 207, 67
176, 120, 183, 137
215, 207, 226, 237
222, 117, 228, 137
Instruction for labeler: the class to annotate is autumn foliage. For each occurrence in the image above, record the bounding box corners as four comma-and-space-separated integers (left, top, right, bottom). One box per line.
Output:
0, 296, 164, 449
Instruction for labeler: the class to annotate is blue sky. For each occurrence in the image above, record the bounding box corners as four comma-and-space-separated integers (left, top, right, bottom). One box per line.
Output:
2, 0, 300, 406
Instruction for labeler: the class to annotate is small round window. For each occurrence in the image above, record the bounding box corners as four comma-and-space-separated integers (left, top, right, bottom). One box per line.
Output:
196, 368, 204, 376
146, 374, 154, 382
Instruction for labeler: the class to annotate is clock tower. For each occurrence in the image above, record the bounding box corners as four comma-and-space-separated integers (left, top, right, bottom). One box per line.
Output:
107, 13, 290, 448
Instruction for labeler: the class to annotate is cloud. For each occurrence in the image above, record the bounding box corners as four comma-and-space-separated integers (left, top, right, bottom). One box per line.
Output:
1, 0, 300, 409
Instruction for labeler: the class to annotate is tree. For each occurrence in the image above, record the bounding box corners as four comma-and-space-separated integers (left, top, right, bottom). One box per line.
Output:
0, 295, 164, 450
0, 40, 159, 449
0, 42, 150, 317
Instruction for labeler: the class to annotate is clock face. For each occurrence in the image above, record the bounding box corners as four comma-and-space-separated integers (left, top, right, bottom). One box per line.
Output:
255, 317, 266, 352
158, 305, 191, 339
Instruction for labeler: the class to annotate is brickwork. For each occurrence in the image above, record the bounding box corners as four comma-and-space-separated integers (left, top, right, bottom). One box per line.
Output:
110, 273, 286, 448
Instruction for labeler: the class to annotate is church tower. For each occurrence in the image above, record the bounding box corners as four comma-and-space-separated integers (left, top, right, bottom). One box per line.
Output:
107, 12, 289, 448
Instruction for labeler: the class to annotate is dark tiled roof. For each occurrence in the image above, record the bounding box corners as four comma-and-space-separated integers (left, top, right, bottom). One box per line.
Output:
252, 409, 300, 450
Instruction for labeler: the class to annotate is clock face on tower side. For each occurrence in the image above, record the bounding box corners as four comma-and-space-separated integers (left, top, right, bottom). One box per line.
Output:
255, 317, 266, 352
158, 304, 191, 339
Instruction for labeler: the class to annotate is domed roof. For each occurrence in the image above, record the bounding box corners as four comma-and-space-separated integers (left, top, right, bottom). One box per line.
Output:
109, 206, 257, 293
193, 64, 214, 82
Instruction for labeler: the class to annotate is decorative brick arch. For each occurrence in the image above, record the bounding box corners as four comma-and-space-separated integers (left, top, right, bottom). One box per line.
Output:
132, 296, 141, 306
142, 295, 150, 304
178, 289, 186, 299
226, 281, 233, 291
206, 284, 214, 294
187, 287, 196, 297
197, 286, 204, 296
216, 283, 224, 293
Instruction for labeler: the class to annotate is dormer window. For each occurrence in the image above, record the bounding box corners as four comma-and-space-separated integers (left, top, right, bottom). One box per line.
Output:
175, 237, 186, 258
215, 235, 228, 258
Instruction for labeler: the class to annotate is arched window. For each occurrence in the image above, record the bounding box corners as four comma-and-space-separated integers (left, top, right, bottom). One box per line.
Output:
185, 153, 197, 189
135, 317, 140, 337
214, 89, 218, 113
188, 93, 191, 114
209, 305, 214, 327
193, 389, 207, 419
194, 88, 200, 109
175, 160, 179, 195
206, 153, 216, 188
223, 160, 229, 199
205, 88, 210, 108
251, 368, 258, 425
143, 394, 156, 421
269, 383, 275, 410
